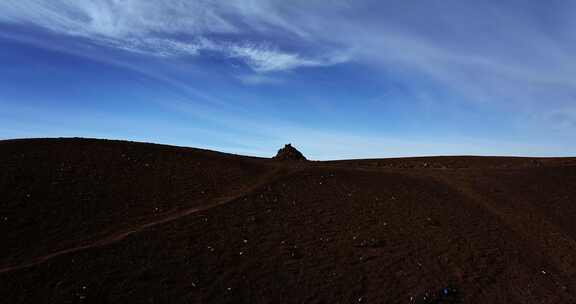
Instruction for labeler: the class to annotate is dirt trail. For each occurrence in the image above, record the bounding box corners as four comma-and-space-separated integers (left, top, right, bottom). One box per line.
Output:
0, 165, 298, 274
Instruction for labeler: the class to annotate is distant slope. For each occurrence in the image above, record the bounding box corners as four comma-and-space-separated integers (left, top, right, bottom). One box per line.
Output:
1, 138, 576, 303
326, 155, 576, 169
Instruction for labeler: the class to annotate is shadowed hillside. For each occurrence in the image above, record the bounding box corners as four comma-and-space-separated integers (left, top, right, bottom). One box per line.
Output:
1, 138, 576, 303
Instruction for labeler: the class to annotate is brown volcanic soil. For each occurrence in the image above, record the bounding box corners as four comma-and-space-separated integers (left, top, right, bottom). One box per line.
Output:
1, 138, 576, 303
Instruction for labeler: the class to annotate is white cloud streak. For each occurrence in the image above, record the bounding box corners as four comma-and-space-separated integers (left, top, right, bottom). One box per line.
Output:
225, 43, 347, 72
0, 0, 348, 72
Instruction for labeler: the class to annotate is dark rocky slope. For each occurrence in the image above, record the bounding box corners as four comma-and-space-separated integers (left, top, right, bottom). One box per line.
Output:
1, 138, 576, 303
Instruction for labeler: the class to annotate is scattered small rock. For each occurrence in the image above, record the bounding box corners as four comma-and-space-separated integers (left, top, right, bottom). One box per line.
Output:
354, 237, 385, 248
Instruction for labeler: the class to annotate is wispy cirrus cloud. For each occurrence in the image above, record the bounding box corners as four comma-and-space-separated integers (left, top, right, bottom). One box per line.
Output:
0, 0, 350, 77
225, 43, 348, 72
104, 37, 343, 72
0, 0, 349, 73
0, 1, 237, 38
4, 0, 576, 98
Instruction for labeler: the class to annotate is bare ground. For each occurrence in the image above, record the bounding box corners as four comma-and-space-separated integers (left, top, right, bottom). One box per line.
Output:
1, 138, 576, 303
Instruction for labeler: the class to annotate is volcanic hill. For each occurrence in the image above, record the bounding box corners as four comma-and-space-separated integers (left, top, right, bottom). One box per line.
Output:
1, 138, 576, 303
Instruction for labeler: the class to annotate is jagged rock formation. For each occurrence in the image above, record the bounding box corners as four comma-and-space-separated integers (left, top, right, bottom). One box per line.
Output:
273, 143, 307, 161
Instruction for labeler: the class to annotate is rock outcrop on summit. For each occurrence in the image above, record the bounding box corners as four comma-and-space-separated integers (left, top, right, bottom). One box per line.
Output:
273, 143, 307, 161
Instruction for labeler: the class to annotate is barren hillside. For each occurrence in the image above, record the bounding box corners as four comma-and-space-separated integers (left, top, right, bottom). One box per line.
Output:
1, 138, 576, 303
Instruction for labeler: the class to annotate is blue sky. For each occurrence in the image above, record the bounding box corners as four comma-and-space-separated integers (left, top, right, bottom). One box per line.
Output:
0, 1, 575, 160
